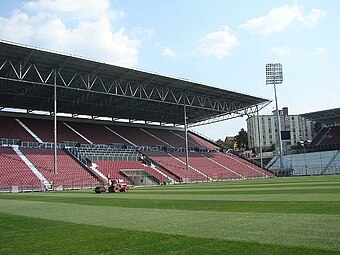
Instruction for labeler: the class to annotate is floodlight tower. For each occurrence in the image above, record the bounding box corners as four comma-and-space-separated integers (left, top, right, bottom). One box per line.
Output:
266, 63, 284, 169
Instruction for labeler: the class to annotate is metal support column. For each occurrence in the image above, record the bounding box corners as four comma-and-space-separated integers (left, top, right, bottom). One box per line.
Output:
54, 69, 58, 175
184, 104, 189, 171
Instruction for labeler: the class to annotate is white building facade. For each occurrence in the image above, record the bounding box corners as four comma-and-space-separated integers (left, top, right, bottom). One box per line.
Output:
247, 107, 315, 152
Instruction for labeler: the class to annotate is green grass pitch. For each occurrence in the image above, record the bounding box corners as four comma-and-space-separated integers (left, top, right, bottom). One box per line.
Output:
1, 175, 340, 255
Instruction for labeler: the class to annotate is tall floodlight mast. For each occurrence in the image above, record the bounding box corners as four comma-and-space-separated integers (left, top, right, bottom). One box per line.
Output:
265, 63, 284, 169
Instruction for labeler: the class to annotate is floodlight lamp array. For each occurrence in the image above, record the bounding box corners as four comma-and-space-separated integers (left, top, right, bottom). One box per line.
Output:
265, 63, 283, 85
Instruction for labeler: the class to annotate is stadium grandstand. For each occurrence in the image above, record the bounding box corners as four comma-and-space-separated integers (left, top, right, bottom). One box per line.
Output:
0, 40, 274, 192
267, 107, 340, 176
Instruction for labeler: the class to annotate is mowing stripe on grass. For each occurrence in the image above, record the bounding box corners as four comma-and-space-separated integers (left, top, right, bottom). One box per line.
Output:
6, 192, 340, 201
2, 212, 338, 255
0, 199, 339, 251
2, 195, 340, 215
131, 185, 340, 192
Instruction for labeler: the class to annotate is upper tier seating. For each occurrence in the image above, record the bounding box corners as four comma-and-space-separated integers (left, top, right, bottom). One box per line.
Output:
21, 147, 100, 188
170, 130, 217, 149
20, 118, 88, 144
319, 126, 340, 146
310, 128, 328, 146
187, 132, 217, 149
110, 126, 169, 146
66, 122, 129, 145
1, 116, 218, 149
141, 128, 217, 149
0, 116, 35, 142
0, 146, 41, 189
138, 128, 183, 147
310, 126, 340, 147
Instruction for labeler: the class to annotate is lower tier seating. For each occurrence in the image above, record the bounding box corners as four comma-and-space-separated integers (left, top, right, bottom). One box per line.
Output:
144, 151, 273, 181
207, 152, 273, 178
0, 147, 41, 189
94, 160, 171, 184
20, 147, 100, 188
144, 152, 207, 182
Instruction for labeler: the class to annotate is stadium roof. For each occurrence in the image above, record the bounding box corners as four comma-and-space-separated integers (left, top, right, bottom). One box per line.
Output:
301, 107, 340, 124
0, 40, 270, 127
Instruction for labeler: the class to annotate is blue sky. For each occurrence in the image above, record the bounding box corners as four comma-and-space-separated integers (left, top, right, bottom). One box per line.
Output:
0, 0, 338, 140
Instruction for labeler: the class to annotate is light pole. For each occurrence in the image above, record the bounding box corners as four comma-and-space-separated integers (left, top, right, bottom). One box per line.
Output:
256, 105, 263, 168
266, 63, 284, 169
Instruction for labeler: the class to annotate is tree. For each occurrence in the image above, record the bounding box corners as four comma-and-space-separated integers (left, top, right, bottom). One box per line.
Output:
235, 128, 248, 150
225, 139, 235, 150
215, 139, 226, 149
215, 138, 234, 150
262, 143, 276, 152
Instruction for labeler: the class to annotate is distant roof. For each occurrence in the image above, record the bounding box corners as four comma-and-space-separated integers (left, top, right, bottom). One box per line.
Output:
0, 40, 270, 126
301, 107, 340, 124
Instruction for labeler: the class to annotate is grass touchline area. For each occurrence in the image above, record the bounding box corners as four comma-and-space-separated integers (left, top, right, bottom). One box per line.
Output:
0, 175, 339, 255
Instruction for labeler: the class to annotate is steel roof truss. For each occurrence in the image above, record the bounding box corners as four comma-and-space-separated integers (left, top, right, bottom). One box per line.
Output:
9, 60, 20, 79
171, 90, 182, 104
0, 59, 8, 71
0, 41, 271, 126
4, 61, 256, 114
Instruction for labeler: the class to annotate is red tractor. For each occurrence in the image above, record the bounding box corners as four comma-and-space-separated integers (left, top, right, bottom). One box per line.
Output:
108, 179, 128, 193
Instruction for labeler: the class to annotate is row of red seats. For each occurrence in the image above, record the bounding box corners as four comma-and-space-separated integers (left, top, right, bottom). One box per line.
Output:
0, 147, 42, 188
144, 151, 207, 181
0, 116, 36, 142
20, 147, 100, 187
175, 152, 240, 179
209, 153, 273, 178
319, 126, 340, 145
0, 116, 218, 149
94, 160, 173, 184
145, 151, 273, 181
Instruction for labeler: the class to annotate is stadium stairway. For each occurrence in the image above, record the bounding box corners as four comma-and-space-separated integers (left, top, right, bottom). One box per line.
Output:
15, 118, 43, 143
67, 146, 174, 185
119, 164, 173, 185
0, 116, 36, 142
64, 148, 107, 185
104, 126, 136, 146
168, 153, 212, 181
143, 152, 209, 182
0, 146, 42, 190
13, 145, 50, 188
1, 115, 273, 186
62, 122, 93, 144
140, 128, 175, 148
141, 153, 182, 183
199, 153, 244, 179
149, 164, 175, 183
321, 150, 340, 174
20, 147, 101, 189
